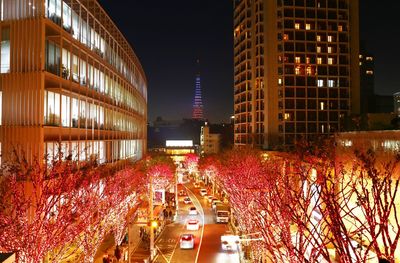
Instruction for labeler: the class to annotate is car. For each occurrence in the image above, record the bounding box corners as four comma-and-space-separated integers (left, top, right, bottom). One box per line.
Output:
207, 196, 217, 204
189, 206, 198, 215
199, 189, 208, 197
221, 235, 240, 251
179, 190, 187, 196
193, 182, 200, 188
186, 219, 200, 231
183, 197, 192, 204
212, 200, 222, 210
180, 234, 195, 249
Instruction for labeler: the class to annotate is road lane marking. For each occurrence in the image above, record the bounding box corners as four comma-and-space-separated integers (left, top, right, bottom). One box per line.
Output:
184, 185, 205, 263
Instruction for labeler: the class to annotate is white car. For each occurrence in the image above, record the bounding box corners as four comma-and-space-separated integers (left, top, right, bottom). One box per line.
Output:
221, 235, 240, 251
186, 219, 200, 231
199, 189, 208, 197
180, 234, 195, 249
183, 197, 192, 204
189, 206, 198, 215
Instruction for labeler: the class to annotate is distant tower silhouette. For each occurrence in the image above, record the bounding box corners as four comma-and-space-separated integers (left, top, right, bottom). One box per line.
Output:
192, 59, 204, 120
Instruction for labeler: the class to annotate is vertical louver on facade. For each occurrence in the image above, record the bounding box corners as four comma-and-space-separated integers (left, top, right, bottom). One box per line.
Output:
0, 0, 147, 164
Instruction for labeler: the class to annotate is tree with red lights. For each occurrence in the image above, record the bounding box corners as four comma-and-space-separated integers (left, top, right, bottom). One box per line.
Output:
184, 153, 199, 175
205, 138, 400, 262
0, 152, 101, 263
0, 151, 146, 263
337, 148, 400, 263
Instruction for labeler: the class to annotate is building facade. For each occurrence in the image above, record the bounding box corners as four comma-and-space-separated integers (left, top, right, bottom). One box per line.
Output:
200, 124, 221, 155
233, 0, 360, 149
359, 51, 374, 114
0, 0, 147, 164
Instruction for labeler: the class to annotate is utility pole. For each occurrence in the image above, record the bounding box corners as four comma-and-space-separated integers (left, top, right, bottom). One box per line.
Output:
175, 171, 179, 215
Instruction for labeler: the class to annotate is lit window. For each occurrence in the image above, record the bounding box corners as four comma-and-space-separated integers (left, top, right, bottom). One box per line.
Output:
317, 46, 321, 53
320, 102, 325, 110
283, 34, 289, 40
366, 70, 374, 75
317, 79, 324, 87
295, 23, 300, 29
278, 78, 282, 85
327, 46, 332, 53
295, 57, 301, 63
284, 113, 290, 120
316, 35, 321, 41
321, 124, 325, 133
366, 56, 373, 61
327, 35, 333, 42
359, 62, 362, 66
317, 57, 322, 64
359, 54, 363, 59
306, 67, 312, 75
306, 57, 310, 64
328, 79, 335, 87
295, 66, 301, 75
328, 58, 334, 65
1, 27, 10, 73
306, 24, 311, 30
338, 25, 343, 32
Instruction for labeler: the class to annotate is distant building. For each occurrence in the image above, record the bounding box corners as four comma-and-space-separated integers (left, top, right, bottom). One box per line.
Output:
147, 117, 205, 149
365, 113, 397, 131
233, 0, 360, 149
359, 51, 375, 114
394, 92, 400, 117
200, 123, 221, 155
374, 94, 394, 113
148, 117, 182, 149
359, 48, 393, 114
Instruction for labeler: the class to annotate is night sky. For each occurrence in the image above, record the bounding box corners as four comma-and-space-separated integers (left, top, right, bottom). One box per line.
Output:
98, 0, 400, 124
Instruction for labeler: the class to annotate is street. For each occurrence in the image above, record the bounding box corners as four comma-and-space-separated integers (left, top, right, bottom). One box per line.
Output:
152, 181, 240, 263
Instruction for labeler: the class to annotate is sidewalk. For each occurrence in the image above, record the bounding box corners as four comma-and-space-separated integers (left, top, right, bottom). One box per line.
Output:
130, 239, 150, 263
93, 209, 176, 263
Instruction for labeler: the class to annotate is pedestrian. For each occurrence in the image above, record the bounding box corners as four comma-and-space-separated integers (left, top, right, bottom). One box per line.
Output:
102, 254, 108, 263
168, 210, 172, 218
114, 245, 121, 262
163, 209, 168, 218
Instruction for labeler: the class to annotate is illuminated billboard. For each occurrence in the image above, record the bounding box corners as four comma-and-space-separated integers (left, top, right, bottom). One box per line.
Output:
165, 140, 193, 147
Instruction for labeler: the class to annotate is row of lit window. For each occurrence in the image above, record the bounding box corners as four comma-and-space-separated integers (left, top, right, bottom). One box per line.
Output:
292, 54, 336, 63
279, 78, 337, 87
294, 23, 344, 32
284, 33, 336, 42
45, 0, 147, 100
45, 139, 142, 164
45, 41, 144, 115
44, 90, 141, 132
359, 55, 374, 61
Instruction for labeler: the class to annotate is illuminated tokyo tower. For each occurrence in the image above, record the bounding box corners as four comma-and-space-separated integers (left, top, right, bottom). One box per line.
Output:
192, 59, 204, 120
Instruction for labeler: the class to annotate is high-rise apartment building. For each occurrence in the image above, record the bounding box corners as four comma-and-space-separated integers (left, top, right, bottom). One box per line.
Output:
0, 0, 147, 164
233, 0, 360, 149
